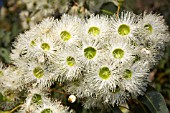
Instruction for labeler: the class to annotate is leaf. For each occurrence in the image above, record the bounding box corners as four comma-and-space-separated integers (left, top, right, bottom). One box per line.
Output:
101, 9, 114, 15
133, 102, 151, 113
138, 86, 169, 113
100, 2, 117, 16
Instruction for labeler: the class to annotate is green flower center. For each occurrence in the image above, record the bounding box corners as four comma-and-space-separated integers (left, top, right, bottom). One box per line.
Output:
118, 24, 130, 36
30, 40, 36, 47
99, 67, 111, 80
88, 26, 100, 36
41, 43, 50, 51
41, 108, 53, 113
31, 94, 42, 105
60, 31, 71, 41
66, 56, 76, 67
33, 67, 44, 78
84, 47, 97, 59
124, 69, 132, 79
112, 48, 125, 59
0, 70, 4, 77
144, 24, 153, 33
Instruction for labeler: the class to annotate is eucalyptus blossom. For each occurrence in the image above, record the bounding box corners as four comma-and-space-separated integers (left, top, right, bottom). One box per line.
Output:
0, 11, 169, 111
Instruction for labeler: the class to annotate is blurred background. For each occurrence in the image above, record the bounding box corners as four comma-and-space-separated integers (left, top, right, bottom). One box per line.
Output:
0, 0, 170, 111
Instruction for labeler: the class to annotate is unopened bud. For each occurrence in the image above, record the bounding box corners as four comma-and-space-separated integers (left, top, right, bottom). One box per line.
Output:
68, 95, 76, 103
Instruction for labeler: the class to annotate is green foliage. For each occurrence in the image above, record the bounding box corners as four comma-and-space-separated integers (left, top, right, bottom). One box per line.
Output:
138, 86, 169, 113
100, 2, 117, 15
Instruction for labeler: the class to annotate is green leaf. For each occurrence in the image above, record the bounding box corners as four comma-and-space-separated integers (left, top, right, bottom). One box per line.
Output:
133, 102, 151, 113
138, 86, 169, 113
100, 2, 117, 16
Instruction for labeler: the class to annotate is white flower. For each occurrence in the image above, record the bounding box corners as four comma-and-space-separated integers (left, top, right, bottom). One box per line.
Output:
18, 60, 55, 88
83, 14, 110, 37
76, 35, 106, 68
53, 14, 82, 48
83, 59, 119, 95
19, 88, 49, 113
11, 22, 58, 63
28, 35, 57, 62
53, 47, 83, 82
110, 11, 139, 40
135, 12, 170, 49
120, 61, 150, 97
107, 37, 137, 65
137, 12, 168, 38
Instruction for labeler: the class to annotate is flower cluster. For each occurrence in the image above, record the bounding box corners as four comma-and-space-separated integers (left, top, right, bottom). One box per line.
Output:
0, 11, 169, 111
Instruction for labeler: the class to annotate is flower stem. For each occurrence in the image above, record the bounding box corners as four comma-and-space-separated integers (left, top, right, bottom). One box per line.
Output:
9, 104, 22, 113
116, 5, 121, 18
